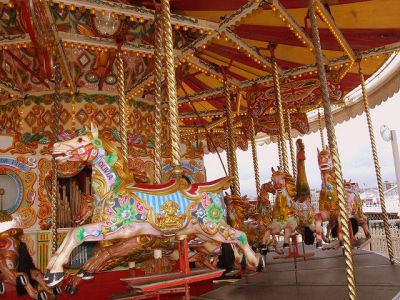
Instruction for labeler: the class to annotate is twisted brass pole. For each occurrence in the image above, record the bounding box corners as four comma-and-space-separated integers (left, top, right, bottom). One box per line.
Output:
154, 13, 164, 184
116, 51, 129, 169
161, 0, 182, 176
277, 135, 283, 169
286, 110, 297, 180
318, 108, 326, 149
224, 81, 240, 196
309, 1, 357, 299
225, 129, 232, 181
249, 117, 261, 195
50, 63, 62, 254
272, 57, 289, 173
359, 64, 395, 263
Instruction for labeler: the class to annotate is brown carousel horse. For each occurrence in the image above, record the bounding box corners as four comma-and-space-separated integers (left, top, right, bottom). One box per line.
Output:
45, 124, 257, 287
261, 167, 298, 254
315, 147, 341, 248
0, 228, 61, 299
344, 180, 371, 241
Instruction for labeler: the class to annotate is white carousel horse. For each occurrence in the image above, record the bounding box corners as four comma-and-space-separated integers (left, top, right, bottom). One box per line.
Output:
44, 124, 257, 287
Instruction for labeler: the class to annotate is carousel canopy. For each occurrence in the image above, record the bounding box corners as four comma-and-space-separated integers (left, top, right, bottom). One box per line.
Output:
0, 0, 399, 151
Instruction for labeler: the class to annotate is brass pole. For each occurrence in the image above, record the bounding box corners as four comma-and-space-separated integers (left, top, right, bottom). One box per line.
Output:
224, 81, 240, 196
318, 108, 326, 149
359, 63, 395, 263
50, 63, 62, 254
286, 110, 297, 180
225, 129, 232, 182
249, 117, 261, 195
277, 135, 283, 168
154, 13, 164, 184
161, 0, 182, 176
309, 1, 357, 299
116, 51, 129, 168
272, 55, 289, 173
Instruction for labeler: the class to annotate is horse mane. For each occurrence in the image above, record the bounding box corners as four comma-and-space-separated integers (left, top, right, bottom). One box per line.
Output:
284, 172, 296, 198
90, 133, 132, 183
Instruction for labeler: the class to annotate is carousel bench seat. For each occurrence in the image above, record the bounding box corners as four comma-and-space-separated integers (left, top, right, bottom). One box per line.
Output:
122, 269, 224, 293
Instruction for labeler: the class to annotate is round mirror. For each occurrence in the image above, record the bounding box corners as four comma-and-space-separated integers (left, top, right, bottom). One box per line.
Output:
0, 173, 22, 213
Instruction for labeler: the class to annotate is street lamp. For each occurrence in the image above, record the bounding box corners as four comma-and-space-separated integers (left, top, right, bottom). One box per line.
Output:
380, 125, 400, 216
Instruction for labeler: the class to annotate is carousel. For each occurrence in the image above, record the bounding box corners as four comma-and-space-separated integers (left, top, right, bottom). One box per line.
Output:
0, 0, 399, 299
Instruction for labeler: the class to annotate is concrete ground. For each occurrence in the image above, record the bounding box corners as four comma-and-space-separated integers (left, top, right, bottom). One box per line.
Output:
197, 244, 400, 300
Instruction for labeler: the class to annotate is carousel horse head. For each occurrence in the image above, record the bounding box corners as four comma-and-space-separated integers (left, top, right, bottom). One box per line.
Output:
259, 181, 274, 200
270, 167, 296, 197
296, 138, 306, 161
317, 146, 333, 172
53, 123, 100, 164
344, 179, 360, 194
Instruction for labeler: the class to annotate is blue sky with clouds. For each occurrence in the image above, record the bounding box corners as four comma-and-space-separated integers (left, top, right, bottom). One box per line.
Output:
204, 92, 400, 198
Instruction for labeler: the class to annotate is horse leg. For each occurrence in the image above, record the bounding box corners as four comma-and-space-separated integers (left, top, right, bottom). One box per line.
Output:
0, 259, 37, 298
189, 224, 258, 270
46, 229, 75, 273
84, 238, 141, 278
47, 221, 162, 286
359, 218, 371, 239
30, 268, 59, 296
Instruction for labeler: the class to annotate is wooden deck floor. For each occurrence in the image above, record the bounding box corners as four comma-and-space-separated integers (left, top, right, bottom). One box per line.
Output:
197, 245, 400, 300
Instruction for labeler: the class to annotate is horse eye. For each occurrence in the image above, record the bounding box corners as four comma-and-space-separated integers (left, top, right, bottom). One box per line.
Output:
78, 137, 83, 143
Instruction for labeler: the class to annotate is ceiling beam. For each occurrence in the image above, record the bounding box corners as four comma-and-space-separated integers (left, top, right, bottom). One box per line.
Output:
271, 0, 315, 54
128, 0, 267, 97
59, 32, 155, 54
42, 1, 76, 92
0, 34, 31, 47
224, 28, 272, 70
0, 80, 23, 97
180, 0, 267, 59
50, 0, 218, 31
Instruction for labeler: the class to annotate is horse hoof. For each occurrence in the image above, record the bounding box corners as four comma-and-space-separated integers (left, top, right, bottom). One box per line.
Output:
18, 275, 27, 286
77, 269, 85, 277
65, 284, 71, 294
44, 270, 50, 281
282, 243, 289, 249
82, 272, 94, 280
38, 291, 48, 300
46, 272, 65, 287
0, 282, 5, 295
316, 241, 323, 249
69, 286, 78, 295
53, 285, 62, 295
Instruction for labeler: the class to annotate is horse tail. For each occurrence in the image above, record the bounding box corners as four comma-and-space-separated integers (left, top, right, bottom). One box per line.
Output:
217, 244, 235, 274
16, 242, 38, 295
304, 226, 315, 245
350, 217, 359, 236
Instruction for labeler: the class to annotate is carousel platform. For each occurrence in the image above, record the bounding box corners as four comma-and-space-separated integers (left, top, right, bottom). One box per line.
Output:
197, 245, 400, 300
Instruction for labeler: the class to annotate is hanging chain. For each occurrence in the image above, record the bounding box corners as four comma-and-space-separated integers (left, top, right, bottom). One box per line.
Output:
309, 1, 357, 299
153, 12, 164, 184
286, 110, 297, 180
161, 0, 182, 176
359, 64, 395, 263
249, 117, 261, 195
116, 52, 129, 168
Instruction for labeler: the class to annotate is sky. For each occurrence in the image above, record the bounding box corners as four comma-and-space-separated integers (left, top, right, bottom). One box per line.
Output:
204, 92, 400, 198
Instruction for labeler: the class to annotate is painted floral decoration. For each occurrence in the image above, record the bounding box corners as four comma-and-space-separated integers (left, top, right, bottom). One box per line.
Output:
116, 204, 137, 226
206, 203, 223, 223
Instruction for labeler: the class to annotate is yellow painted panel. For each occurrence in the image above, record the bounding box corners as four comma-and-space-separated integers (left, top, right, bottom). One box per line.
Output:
195, 73, 222, 89
201, 50, 267, 77
240, 0, 400, 29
